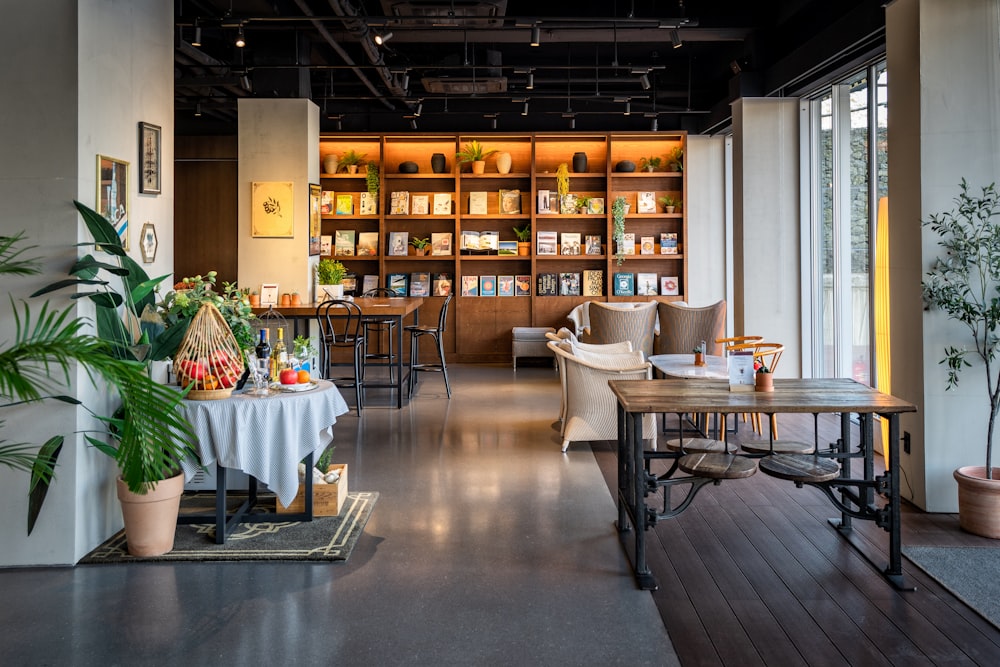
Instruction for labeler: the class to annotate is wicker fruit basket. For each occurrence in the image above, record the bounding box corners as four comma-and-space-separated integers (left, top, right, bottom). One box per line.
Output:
174, 302, 245, 400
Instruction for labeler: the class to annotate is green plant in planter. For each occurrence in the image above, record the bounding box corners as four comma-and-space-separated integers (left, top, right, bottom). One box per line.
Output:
658, 195, 680, 211
317, 258, 346, 285
410, 237, 431, 250
922, 179, 1000, 479
611, 196, 628, 266
339, 149, 366, 170
668, 146, 684, 172
512, 223, 531, 242
455, 140, 497, 164
365, 160, 380, 195
575, 196, 593, 213
639, 156, 663, 172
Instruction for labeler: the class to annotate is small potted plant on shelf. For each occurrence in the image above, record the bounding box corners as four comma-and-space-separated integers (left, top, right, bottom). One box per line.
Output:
513, 223, 531, 256
668, 146, 684, 172
338, 149, 366, 174
316, 258, 347, 299
456, 140, 497, 174
575, 195, 593, 214
658, 195, 680, 214
410, 236, 431, 256
639, 156, 663, 172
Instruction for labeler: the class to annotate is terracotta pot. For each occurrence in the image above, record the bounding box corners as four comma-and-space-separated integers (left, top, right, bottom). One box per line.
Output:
280, 293, 291, 307
249, 294, 260, 308
694, 352, 705, 367
116, 473, 184, 557
290, 294, 302, 306
517, 241, 530, 256
495, 151, 512, 174
471, 160, 486, 174
755, 371, 774, 392
954, 466, 1000, 538
415, 247, 428, 256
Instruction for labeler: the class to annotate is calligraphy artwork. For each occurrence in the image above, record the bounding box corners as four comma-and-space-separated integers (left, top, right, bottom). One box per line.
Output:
251, 182, 294, 237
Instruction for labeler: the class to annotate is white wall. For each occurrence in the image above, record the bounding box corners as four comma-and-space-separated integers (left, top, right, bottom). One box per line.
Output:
0, 0, 174, 566
237, 99, 320, 300
685, 135, 729, 309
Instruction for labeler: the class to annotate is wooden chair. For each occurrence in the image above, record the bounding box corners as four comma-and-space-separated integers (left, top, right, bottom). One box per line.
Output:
727, 341, 786, 437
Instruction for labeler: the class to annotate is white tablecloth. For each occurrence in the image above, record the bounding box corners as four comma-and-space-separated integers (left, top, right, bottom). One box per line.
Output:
177, 380, 349, 507
649, 354, 729, 379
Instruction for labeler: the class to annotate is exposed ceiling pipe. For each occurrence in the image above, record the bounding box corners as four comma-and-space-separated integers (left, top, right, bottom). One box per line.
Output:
289, 0, 396, 110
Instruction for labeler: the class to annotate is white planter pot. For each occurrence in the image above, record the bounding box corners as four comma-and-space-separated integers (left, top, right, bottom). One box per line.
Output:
318, 284, 344, 300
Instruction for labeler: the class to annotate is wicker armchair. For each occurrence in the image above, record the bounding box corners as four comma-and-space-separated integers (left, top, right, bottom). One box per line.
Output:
547, 341, 657, 453
654, 300, 727, 355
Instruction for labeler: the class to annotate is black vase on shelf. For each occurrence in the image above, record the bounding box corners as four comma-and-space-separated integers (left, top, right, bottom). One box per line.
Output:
572, 151, 588, 173
431, 153, 447, 173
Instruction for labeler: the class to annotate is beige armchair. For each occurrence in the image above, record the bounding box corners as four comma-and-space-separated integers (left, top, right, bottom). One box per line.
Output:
654, 300, 727, 355
584, 301, 658, 357
547, 341, 657, 453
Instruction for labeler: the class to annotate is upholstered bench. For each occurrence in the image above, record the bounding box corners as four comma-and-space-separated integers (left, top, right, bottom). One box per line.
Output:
512, 327, 556, 371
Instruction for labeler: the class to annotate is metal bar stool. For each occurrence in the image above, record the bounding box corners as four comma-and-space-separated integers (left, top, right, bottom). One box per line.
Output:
406, 293, 453, 398
360, 287, 399, 383
316, 299, 365, 412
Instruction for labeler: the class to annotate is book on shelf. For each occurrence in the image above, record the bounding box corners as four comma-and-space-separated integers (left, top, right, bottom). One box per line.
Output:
320, 235, 332, 256
359, 191, 377, 215
461, 275, 479, 296
409, 272, 430, 297
588, 197, 605, 214
468, 191, 488, 215
387, 273, 408, 296
480, 275, 497, 297
479, 230, 499, 251
334, 229, 356, 256
583, 270, 603, 297
621, 232, 636, 255
515, 275, 532, 296
390, 191, 410, 215
335, 194, 354, 215
497, 275, 515, 297
498, 240, 518, 255
460, 229, 481, 250
362, 274, 379, 294
410, 194, 429, 215
320, 191, 334, 215
537, 272, 558, 296
585, 235, 603, 255
388, 231, 409, 256
431, 232, 453, 256
433, 192, 452, 215
537, 189, 551, 214
357, 231, 379, 256
559, 193, 577, 214
342, 274, 357, 295
560, 232, 581, 256
660, 276, 679, 296
636, 272, 658, 296
536, 230, 558, 255
433, 273, 453, 297
637, 191, 657, 213
613, 272, 635, 297
499, 189, 521, 214
559, 272, 581, 296
660, 232, 678, 254
640, 236, 656, 255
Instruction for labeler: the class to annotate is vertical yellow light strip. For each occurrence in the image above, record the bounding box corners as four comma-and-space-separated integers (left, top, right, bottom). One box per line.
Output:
874, 196, 892, 460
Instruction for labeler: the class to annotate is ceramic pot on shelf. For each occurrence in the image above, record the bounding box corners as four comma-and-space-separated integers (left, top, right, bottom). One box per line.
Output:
496, 151, 512, 174
323, 155, 339, 174
572, 151, 588, 173
431, 153, 447, 173
471, 160, 486, 175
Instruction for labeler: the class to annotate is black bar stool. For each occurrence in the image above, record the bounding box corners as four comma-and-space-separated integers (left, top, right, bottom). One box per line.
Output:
360, 287, 399, 383
316, 299, 365, 411
406, 293, 453, 398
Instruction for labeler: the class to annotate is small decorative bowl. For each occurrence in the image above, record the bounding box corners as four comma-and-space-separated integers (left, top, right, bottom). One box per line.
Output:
399, 161, 419, 173
615, 160, 637, 173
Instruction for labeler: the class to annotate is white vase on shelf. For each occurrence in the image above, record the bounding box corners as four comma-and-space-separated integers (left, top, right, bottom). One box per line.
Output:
496, 151, 512, 174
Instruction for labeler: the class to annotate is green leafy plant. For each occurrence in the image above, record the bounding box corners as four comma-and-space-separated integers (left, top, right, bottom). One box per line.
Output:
410, 236, 431, 249
658, 195, 680, 210
293, 335, 316, 360
668, 146, 684, 172
156, 272, 256, 354
922, 179, 1000, 477
639, 156, 663, 172
611, 196, 628, 266
512, 223, 531, 242
365, 160, 380, 195
575, 195, 593, 213
317, 258, 346, 285
455, 140, 497, 164
339, 149, 366, 168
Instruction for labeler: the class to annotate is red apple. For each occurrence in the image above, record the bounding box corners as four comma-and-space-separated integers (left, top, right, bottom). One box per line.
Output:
279, 368, 299, 385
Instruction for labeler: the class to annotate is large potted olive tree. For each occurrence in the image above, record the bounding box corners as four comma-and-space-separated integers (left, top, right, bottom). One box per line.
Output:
922, 179, 1000, 538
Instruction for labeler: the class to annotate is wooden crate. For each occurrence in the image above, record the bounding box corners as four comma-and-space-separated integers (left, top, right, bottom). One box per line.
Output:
277, 464, 348, 516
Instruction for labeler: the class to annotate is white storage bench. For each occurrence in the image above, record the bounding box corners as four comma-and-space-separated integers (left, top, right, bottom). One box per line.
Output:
512, 327, 556, 371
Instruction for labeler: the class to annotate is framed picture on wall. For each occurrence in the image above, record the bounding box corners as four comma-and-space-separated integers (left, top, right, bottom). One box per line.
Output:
97, 155, 130, 251
140, 222, 158, 263
308, 183, 322, 256
251, 181, 294, 237
138, 122, 161, 195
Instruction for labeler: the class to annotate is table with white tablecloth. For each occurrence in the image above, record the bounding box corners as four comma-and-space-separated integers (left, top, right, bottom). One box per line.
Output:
177, 380, 350, 543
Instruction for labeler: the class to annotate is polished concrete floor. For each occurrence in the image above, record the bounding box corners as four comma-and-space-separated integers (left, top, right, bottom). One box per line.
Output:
0, 364, 678, 666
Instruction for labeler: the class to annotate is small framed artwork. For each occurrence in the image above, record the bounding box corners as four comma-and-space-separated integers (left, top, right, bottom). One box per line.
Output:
140, 222, 158, 263
308, 183, 321, 256
97, 155, 130, 250
260, 283, 280, 307
138, 122, 161, 195
251, 181, 294, 237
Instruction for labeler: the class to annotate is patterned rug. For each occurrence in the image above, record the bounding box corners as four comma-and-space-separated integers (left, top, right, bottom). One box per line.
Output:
80, 491, 378, 563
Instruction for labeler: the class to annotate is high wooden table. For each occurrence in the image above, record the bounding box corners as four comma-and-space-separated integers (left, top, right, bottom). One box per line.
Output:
609, 378, 917, 591
253, 297, 424, 408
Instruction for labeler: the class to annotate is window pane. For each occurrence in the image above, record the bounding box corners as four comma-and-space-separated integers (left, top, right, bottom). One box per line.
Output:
849, 74, 871, 384
817, 92, 834, 377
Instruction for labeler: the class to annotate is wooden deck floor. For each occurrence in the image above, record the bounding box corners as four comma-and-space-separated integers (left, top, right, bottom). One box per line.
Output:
593, 411, 1000, 666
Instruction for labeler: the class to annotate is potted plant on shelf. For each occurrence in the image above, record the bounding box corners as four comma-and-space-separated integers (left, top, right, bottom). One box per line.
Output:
456, 140, 497, 175
611, 196, 628, 266
575, 195, 593, 214
365, 160, 380, 196
339, 149, 366, 174
668, 146, 684, 172
513, 223, 531, 256
410, 237, 431, 256
922, 178, 1000, 538
658, 195, 679, 214
316, 258, 347, 299
639, 156, 663, 172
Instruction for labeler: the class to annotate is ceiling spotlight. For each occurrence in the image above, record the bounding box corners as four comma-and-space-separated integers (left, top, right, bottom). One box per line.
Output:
639, 73, 651, 90
526, 73, 534, 90
375, 31, 393, 46
410, 118, 417, 130
530, 25, 540, 47
414, 102, 423, 117
650, 117, 658, 131
235, 26, 245, 48
400, 72, 410, 90
491, 116, 498, 129
334, 116, 343, 131
192, 23, 202, 47
624, 100, 631, 116
194, 103, 202, 117
240, 75, 250, 90
522, 100, 529, 115
569, 116, 576, 129
671, 29, 683, 49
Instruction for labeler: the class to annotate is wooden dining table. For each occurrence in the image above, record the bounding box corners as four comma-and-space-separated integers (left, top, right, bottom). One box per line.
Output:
253, 297, 424, 408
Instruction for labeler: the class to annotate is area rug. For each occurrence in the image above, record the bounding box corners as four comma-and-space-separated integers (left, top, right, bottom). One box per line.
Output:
904, 546, 1000, 630
80, 491, 378, 563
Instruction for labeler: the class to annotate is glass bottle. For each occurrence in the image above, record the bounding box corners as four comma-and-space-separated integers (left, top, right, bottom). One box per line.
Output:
255, 328, 271, 381
271, 327, 288, 380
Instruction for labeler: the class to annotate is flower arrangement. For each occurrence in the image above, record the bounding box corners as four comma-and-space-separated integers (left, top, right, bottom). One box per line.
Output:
158, 271, 255, 354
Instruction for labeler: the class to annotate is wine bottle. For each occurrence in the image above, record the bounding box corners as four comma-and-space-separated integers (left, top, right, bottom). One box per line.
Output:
271, 327, 288, 380
255, 328, 271, 369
